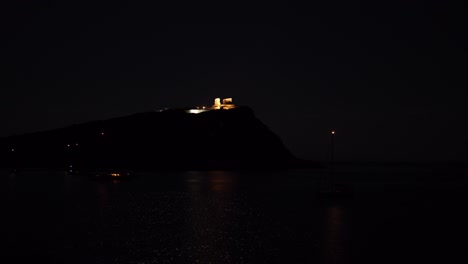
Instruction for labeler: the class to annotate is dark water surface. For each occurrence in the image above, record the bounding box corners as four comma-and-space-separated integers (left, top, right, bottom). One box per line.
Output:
2, 165, 468, 263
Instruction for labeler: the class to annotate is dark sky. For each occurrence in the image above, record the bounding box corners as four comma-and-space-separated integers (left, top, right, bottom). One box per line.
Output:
2, 0, 467, 162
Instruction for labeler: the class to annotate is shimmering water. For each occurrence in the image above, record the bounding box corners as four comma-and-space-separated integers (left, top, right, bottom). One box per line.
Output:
2, 165, 468, 263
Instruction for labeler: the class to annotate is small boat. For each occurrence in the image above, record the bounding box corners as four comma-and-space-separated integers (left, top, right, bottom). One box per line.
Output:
89, 170, 133, 180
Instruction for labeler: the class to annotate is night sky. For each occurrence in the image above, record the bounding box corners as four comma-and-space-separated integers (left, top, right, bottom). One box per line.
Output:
3, 1, 467, 162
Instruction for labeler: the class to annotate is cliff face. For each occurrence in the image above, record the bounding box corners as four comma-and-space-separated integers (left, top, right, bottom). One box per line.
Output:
0, 107, 297, 169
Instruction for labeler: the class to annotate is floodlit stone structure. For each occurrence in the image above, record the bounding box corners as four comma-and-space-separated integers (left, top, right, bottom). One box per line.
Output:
185, 98, 237, 114
212, 97, 236, 110
214, 98, 221, 109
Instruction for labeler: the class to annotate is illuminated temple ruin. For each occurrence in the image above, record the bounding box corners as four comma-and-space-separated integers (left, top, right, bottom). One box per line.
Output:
185, 98, 237, 114
212, 98, 236, 110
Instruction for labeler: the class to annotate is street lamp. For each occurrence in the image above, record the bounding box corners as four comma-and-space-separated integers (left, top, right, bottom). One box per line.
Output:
330, 130, 335, 187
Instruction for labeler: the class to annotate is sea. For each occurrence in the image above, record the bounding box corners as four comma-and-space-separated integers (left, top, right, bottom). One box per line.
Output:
1, 164, 468, 263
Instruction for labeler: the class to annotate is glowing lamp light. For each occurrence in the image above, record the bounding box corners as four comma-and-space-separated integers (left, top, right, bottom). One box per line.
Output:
111, 173, 120, 177
11, 148, 15, 152
67, 144, 71, 147
186, 109, 208, 114
331, 131, 335, 135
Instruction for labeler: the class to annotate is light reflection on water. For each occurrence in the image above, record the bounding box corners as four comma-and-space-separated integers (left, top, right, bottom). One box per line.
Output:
95, 182, 110, 211
183, 171, 242, 263
2, 167, 468, 263
323, 202, 350, 264
185, 170, 240, 193
209, 171, 239, 193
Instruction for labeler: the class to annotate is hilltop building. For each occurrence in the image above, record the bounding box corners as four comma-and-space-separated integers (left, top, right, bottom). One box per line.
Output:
185, 98, 237, 114
212, 98, 236, 110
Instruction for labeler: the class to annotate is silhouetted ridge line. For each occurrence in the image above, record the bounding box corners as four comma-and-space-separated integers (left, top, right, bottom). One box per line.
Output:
0, 106, 318, 170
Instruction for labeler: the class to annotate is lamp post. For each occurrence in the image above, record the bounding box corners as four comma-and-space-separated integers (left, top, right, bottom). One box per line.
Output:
330, 130, 335, 188
11, 147, 17, 171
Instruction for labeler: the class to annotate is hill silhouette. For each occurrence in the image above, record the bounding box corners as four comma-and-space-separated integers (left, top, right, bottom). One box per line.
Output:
0, 107, 316, 170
